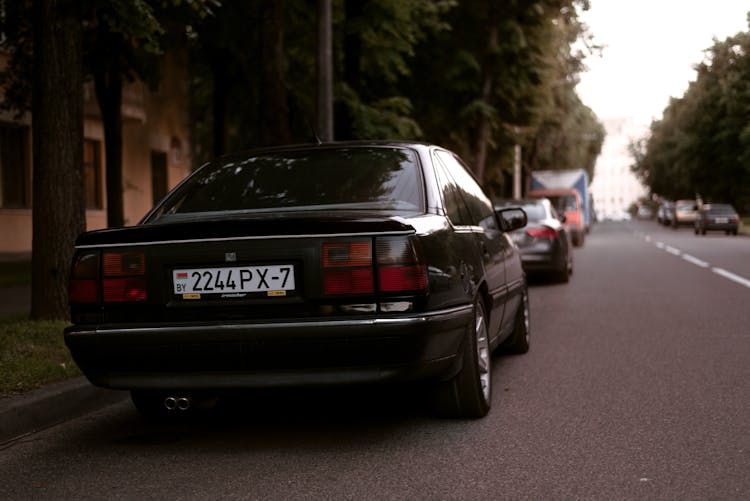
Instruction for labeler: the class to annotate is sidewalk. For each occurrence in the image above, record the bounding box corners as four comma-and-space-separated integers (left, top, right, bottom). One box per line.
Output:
0, 377, 127, 444
0, 270, 127, 444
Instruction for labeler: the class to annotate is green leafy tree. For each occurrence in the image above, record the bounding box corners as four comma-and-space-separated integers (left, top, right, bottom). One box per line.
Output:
632, 18, 750, 213
407, 0, 599, 194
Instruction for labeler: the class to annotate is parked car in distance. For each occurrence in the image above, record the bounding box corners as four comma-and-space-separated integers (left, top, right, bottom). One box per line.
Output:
65, 141, 530, 419
694, 203, 741, 235
657, 200, 674, 226
672, 199, 699, 228
527, 188, 585, 247
637, 205, 654, 220
495, 198, 572, 283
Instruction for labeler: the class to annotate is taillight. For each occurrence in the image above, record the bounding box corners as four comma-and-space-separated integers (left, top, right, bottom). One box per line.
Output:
527, 226, 558, 240
376, 237, 428, 293
323, 242, 374, 295
69, 251, 100, 304
102, 252, 147, 302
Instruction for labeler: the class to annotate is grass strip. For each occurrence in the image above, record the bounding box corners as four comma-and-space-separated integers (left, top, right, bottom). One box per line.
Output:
0, 315, 80, 396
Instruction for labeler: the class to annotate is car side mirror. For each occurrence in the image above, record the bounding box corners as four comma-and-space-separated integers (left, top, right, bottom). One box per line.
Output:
559, 214, 567, 223
496, 207, 527, 232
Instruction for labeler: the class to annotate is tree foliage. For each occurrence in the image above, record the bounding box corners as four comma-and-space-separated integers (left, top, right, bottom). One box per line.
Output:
186, 0, 601, 195
631, 17, 750, 213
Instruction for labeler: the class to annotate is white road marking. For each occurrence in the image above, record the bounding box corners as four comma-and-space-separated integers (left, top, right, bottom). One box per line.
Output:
639, 232, 749, 290
712, 267, 750, 289
682, 254, 709, 268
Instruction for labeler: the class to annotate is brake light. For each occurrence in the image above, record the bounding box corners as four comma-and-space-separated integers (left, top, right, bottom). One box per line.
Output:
527, 226, 558, 240
321, 238, 428, 296
102, 252, 147, 302
376, 238, 428, 293
323, 242, 374, 295
69, 251, 100, 304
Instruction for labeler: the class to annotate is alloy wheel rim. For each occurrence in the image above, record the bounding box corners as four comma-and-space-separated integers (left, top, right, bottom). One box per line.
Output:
476, 305, 491, 402
522, 290, 530, 343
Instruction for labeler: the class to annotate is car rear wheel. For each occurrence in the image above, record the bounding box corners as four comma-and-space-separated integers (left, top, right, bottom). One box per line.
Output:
430, 299, 491, 418
554, 254, 570, 283
501, 286, 530, 354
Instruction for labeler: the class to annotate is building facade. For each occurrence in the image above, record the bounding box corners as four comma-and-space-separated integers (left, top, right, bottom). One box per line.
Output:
589, 117, 648, 220
0, 50, 193, 254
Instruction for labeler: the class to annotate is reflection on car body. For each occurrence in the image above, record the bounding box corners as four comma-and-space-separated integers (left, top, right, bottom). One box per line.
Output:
495, 198, 572, 283
65, 141, 530, 419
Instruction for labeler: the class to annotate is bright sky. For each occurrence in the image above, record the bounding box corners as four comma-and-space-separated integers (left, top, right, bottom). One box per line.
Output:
576, 1, 750, 125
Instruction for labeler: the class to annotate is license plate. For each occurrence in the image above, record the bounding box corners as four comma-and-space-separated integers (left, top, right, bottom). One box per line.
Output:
173, 265, 295, 296
715, 217, 728, 223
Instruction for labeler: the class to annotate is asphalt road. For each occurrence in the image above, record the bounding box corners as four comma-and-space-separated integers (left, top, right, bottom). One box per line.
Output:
1, 220, 748, 500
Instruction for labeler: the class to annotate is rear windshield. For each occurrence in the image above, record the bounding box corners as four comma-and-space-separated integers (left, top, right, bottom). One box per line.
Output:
148, 147, 423, 222
519, 204, 546, 221
546, 195, 578, 212
706, 205, 735, 214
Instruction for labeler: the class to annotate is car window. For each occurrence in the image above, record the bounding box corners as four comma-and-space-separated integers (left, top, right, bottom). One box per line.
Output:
149, 147, 424, 221
434, 151, 496, 229
546, 195, 577, 213
707, 205, 735, 215
432, 156, 472, 226
520, 204, 546, 221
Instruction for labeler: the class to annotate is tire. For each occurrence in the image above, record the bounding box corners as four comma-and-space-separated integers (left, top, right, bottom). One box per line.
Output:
572, 232, 584, 247
694, 226, 699, 235
701, 228, 706, 235
554, 256, 569, 283
430, 299, 492, 418
501, 285, 530, 354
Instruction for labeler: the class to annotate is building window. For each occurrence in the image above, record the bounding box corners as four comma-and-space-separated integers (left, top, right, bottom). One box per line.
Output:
151, 150, 168, 205
84, 139, 103, 209
0, 123, 30, 209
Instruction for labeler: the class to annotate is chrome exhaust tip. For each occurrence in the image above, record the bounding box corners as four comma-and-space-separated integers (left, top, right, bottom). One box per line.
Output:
164, 396, 178, 411
177, 397, 191, 411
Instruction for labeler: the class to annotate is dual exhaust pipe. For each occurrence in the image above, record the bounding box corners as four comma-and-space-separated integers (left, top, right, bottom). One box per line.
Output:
164, 395, 191, 411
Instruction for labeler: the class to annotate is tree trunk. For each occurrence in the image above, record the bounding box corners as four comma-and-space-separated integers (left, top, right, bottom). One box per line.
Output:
31, 0, 85, 320
473, 25, 498, 183
336, 0, 364, 140
93, 21, 125, 228
259, 0, 290, 146
210, 50, 229, 157
316, 0, 334, 142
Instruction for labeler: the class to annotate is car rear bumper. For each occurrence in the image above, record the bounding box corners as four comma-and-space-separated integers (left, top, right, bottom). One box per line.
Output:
701, 223, 739, 231
64, 304, 473, 390
519, 243, 565, 274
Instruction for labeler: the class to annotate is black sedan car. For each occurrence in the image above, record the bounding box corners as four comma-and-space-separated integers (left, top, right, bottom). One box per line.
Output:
694, 203, 741, 235
65, 141, 529, 419
495, 198, 572, 283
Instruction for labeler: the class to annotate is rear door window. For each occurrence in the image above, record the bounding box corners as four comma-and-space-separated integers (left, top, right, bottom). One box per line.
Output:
434, 151, 497, 230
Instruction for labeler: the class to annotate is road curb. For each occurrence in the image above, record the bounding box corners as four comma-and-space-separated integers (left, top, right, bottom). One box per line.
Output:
0, 377, 128, 444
